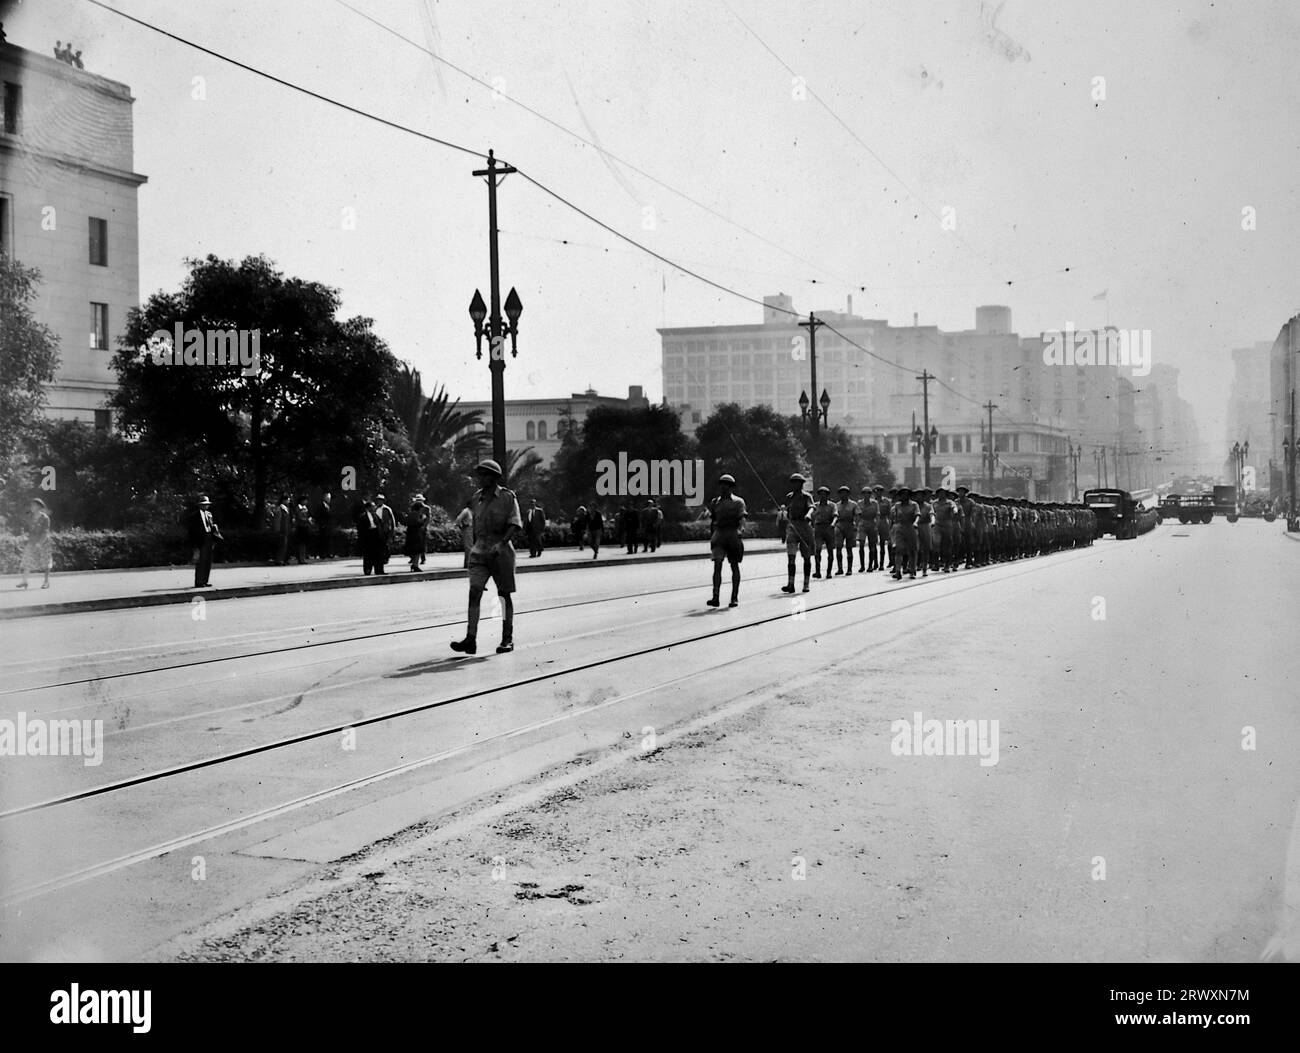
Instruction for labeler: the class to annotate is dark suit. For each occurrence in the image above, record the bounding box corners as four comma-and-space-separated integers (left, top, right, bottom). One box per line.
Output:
525, 506, 546, 557
186, 507, 223, 587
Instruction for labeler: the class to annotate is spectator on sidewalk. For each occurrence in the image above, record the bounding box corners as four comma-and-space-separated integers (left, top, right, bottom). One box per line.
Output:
269, 493, 291, 565
357, 498, 385, 575
586, 503, 605, 559
314, 491, 334, 558
572, 505, 588, 550
292, 494, 313, 565
17, 498, 52, 590
374, 494, 396, 573
185, 495, 224, 589
455, 502, 473, 568
525, 499, 547, 558
618, 501, 639, 555
404, 494, 430, 572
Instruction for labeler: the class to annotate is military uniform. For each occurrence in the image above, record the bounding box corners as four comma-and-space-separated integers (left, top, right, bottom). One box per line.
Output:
707, 478, 746, 607
916, 489, 935, 576
874, 487, 891, 569
782, 479, 815, 593
833, 487, 858, 576
934, 488, 960, 573
468, 484, 523, 594
859, 487, 880, 572
889, 490, 920, 579
811, 488, 837, 577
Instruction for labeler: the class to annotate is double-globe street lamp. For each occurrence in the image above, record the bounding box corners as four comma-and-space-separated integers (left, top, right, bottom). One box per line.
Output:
798, 388, 831, 485
912, 423, 938, 487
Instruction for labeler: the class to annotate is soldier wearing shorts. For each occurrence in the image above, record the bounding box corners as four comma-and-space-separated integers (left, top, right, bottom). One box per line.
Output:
890, 486, 920, 580
782, 473, 815, 594
451, 459, 522, 656
833, 485, 858, 576
811, 486, 836, 578
858, 486, 879, 572
874, 485, 891, 571
707, 474, 747, 607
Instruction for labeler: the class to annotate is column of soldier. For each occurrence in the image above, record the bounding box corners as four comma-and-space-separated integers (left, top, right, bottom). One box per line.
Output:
776, 475, 1097, 595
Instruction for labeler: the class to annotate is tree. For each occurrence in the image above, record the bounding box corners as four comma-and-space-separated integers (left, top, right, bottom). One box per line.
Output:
549, 404, 696, 517
801, 423, 895, 492
0, 255, 60, 464
696, 403, 806, 510
112, 255, 399, 521
389, 363, 487, 463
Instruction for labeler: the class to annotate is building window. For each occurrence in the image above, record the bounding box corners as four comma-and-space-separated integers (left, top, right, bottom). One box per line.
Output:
537, 420, 548, 441
89, 217, 108, 266
525, 421, 535, 441
691, 411, 701, 424
94, 409, 110, 432
2, 82, 20, 135
90, 302, 109, 349
0, 194, 10, 257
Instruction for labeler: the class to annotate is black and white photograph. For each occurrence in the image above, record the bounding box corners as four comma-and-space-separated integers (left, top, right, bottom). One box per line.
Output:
0, 0, 1296, 1009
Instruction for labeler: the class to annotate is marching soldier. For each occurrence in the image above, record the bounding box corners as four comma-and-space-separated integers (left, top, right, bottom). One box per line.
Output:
811, 486, 837, 578
782, 473, 815, 594
889, 486, 920, 580
858, 486, 879, 572
916, 487, 935, 577
874, 485, 891, 572
934, 487, 960, 573
707, 474, 747, 607
451, 459, 522, 656
833, 485, 858, 576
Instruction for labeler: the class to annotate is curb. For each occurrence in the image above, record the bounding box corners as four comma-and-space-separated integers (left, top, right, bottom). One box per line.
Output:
0, 543, 786, 620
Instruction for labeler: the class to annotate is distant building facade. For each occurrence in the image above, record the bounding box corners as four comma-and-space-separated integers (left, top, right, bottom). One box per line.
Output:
0, 37, 147, 427
658, 296, 1198, 499
455, 385, 651, 468
1268, 313, 1300, 500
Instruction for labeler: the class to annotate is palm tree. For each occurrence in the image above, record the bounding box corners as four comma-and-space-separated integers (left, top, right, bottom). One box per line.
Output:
391, 364, 488, 462
502, 446, 544, 490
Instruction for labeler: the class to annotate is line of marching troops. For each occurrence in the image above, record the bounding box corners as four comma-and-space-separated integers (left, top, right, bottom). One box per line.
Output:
772, 476, 1098, 593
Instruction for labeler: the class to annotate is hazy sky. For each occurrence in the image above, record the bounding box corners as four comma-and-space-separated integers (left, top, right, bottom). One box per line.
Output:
6, 0, 1300, 458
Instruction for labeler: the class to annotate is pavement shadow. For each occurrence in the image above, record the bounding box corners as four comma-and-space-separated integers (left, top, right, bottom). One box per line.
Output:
386, 655, 489, 678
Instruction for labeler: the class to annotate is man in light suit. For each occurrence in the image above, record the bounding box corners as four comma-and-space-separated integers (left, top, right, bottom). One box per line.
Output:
188, 495, 224, 588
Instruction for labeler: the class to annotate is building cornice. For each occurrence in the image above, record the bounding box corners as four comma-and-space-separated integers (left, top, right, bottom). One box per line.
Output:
0, 135, 148, 186
0, 41, 135, 103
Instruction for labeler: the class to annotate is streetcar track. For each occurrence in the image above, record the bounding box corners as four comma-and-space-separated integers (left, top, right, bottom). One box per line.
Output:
0, 547, 1098, 821
0, 550, 1039, 906
1, 570, 793, 694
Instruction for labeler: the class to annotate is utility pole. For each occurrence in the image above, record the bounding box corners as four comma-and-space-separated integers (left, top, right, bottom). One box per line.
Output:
799, 312, 825, 486
472, 149, 518, 467
983, 401, 997, 492
910, 409, 918, 484
1112, 445, 1120, 490
917, 370, 934, 488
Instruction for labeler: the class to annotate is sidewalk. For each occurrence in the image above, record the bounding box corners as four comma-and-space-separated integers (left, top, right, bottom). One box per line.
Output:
0, 540, 786, 619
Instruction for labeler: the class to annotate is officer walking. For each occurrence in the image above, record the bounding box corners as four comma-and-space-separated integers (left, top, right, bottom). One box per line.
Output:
782, 473, 815, 594
707, 474, 747, 607
451, 459, 523, 656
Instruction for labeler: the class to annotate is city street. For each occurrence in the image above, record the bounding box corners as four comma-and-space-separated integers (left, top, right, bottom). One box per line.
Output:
2, 520, 1296, 962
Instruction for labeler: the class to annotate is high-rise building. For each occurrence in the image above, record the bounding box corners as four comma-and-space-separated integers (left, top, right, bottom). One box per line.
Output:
0, 36, 147, 427
1268, 314, 1300, 504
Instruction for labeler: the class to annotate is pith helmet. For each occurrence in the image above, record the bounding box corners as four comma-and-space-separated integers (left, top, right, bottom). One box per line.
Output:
817, 485, 831, 494
838, 485, 851, 493
789, 472, 806, 483
718, 474, 736, 485
476, 459, 503, 476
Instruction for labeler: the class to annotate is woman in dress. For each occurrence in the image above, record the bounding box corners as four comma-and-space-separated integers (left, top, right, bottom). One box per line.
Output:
18, 498, 52, 589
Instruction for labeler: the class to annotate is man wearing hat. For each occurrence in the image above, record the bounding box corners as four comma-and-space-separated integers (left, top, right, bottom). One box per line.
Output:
373, 493, 397, 574
889, 486, 920, 580
404, 494, 431, 571
186, 494, 224, 588
706, 474, 747, 607
525, 498, 547, 558
858, 486, 879, 573
915, 487, 934, 577
875, 485, 892, 572
811, 486, 837, 578
639, 499, 662, 553
934, 488, 960, 573
451, 459, 523, 655
832, 485, 859, 576
782, 472, 815, 594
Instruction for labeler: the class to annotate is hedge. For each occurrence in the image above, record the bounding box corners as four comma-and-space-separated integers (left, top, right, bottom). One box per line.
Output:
0, 517, 782, 573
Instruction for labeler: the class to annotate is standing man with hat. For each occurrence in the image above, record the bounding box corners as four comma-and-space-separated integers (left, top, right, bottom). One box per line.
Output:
782, 473, 815, 594
833, 485, 859, 576
451, 459, 523, 655
889, 486, 920, 580
525, 498, 547, 558
874, 485, 891, 572
858, 486, 879, 573
811, 486, 837, 578
187, 494, 224, 589
706, 474, 747, 607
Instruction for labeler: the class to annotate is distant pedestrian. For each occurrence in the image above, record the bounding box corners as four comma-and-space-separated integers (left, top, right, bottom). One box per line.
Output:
17, 498, 52, 590
572, 506, 588, 550
269, 493, 291, 565
619, 501, 639, 555
586, 504, 605, 558
404, 494, 430, 571
374, 494, 396, 573
706, 475, 747, 608
451, 459, 522, 656
525, 499, 547, 558
357, 499, 385, 575
186, 495, 223, 589
292, 494, 313, 565
315, 491, 334, 558
455, 502, 474, 567
639, 499, 662, 552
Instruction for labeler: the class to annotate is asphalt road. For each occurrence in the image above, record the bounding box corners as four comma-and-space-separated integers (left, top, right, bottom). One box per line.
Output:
2, 521, 1296, 961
